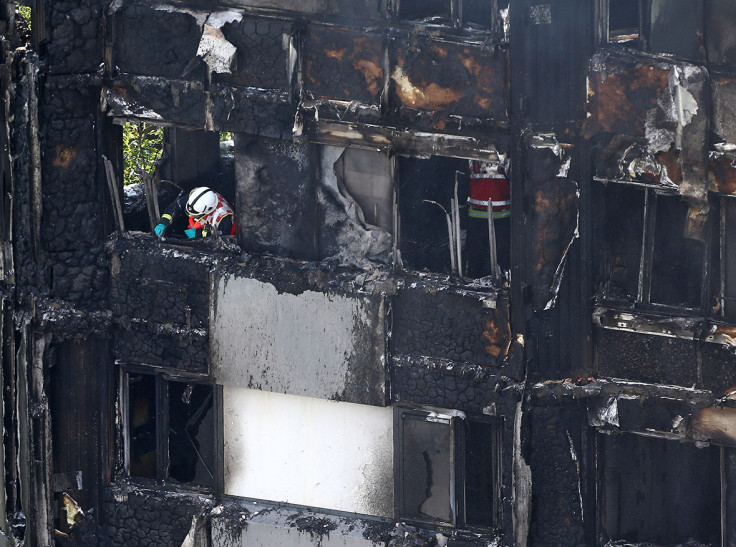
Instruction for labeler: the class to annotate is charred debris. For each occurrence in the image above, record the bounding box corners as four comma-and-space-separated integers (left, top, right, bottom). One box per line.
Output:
1, 0, 736, 546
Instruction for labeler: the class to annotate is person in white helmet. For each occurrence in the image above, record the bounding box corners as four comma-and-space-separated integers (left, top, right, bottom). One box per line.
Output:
154, 186, 236, 239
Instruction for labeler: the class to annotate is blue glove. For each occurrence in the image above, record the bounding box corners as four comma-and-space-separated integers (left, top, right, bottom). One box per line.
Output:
154, 224, 166, 238
184, 228, 197, 239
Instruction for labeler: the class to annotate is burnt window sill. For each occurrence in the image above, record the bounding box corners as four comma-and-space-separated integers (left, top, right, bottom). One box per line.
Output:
593, 306, 736, 348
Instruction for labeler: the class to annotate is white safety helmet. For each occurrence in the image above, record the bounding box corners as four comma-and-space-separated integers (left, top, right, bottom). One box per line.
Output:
186, 187, 218, 216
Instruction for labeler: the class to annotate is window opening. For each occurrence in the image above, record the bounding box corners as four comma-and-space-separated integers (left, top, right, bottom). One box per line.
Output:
122, 121, 164, 187
608, 0, 641, 45
399, 410, 455, 524
600, 433, 721, 544
648, 194, 704, 308
125, 370, 215, 487
399, 155, 510, 280
464, 419, 501, 528
463, 0, 493, 29
399, 0, 452, 24
15, 2, 31, 45
396, 408, 501, 528
596, 183, 707, 311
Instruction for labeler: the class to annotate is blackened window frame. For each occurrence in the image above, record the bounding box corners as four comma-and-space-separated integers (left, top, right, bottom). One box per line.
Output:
119, 364, 219, 490
594, 180, 715, 316
393, 0, 506, 35
393, 406, 502, 530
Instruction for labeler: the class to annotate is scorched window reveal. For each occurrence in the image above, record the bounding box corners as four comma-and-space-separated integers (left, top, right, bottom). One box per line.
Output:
394, 407, 502, 529
121, 367, 216, 488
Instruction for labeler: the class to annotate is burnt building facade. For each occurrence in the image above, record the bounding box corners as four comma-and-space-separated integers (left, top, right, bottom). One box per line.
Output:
0, 0, 735, 545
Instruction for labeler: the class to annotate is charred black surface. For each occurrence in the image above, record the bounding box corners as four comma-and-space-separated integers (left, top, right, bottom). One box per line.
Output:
47, 0, 104, 75
234, 134, 319, 260
217, 17, 292, 90
391, 281, 506, 367
41, 76, 109, 309
101, 484, 215, 547
595, 328, 699, 388
105, 74, 207, 129
210, 84, 294, 138
528, 405, 586, 546
110, 234, 230, 372
391, 355, 516, 414
113, 4, 203, 81
522, 139, 578, 312
305, 26, 384, 104
390, 37, 508, 124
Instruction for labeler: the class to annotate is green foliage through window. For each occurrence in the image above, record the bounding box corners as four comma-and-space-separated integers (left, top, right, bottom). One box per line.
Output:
123, 122, 164, 186
17, 3, 31, 31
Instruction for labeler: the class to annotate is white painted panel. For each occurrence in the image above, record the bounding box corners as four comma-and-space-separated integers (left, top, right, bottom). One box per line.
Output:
223, 387, 394, 517
211, 275, 385, 405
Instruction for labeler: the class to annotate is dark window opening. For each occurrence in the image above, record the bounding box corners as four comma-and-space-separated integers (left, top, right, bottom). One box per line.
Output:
129, 373, 156, 479
463, 0, 493, 28
608, 0, 641, 44
464, 420, 501, 528
712, 197, 736, 319
126, 370, 215, 488
399, 155, 510, 280
649, 195, 704, 307
395, 408, 501, 529
600, 433, 721, 545
399, 0, 452, 24
595, 183, 706, 311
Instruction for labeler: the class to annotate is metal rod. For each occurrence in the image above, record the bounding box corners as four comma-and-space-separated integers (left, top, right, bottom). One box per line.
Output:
102, 155, 125, 232
454, 172, 463, 278
424, 200, 455, 273
488, 198, 498, 281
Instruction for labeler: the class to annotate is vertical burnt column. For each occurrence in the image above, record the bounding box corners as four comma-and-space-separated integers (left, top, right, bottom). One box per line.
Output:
509, 0, 595, 377
32, 0, 111, 538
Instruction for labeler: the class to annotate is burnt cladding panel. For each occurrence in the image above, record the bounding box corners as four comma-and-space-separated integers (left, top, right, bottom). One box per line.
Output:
47, 1, 104, 74
517, 0, 594, 125
594, 328, 699, 387
217, 17, 292, 90
391, 288, 505, 366
304, 26, 384, 104
113, 5, 203, 80
390, 38, 508, 122
529, 405, 586, 545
